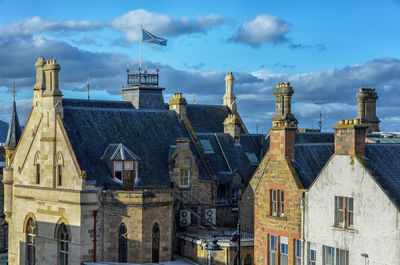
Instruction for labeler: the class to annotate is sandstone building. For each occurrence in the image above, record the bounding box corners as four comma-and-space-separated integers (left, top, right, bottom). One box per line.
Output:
4, 58, 266, 264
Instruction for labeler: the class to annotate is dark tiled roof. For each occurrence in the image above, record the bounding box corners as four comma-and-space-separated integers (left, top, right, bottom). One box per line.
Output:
186, 104, 232, 133
4, 101, 22, 148
292, 143, 335, 189
63, 98, 133, 109
62, 99, 190, 187
295, 132, 334, 144
364, 144, 400, 209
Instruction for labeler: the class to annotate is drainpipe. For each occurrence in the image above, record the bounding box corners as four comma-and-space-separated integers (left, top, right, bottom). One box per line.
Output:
93, 210, 98, 262
300, 192, 305, 265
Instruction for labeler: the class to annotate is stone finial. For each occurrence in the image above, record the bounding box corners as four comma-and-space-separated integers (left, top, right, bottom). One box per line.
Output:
223, 72, 237, 112
34, 57, 46, 91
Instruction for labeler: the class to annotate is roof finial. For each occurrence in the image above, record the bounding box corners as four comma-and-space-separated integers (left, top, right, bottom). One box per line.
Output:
12, 80, 16, 102
86, 77, 91, 100
193, 92, 196, 104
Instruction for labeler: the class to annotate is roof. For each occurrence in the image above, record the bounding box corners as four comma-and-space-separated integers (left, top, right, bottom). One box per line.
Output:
291, 143, 335, 189
295, 132, 334, 144
364, 144, 400, 209
101, 143, 141, 161
62, 98, 190, 187
4, 101, 22, 148
186, 104, 233, 133
0, 120, 8, 144
366, 137, 400, 143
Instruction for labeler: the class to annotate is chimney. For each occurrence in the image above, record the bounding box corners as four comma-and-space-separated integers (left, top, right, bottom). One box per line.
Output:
224, 114, 241, 144
356, 88, 380, 132
269, 82, 298, 160
223, 72, 237, 112
33, 57, 46, 108
169, 93, 187, 119
333, 119, 368, 156
42, 59, 63, 117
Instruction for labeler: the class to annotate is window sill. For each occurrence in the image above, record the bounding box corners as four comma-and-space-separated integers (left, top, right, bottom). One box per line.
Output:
267, 215, 287, 221
179, 186, 191, 190
331, 226, 358, 233
232, 207, 239, 212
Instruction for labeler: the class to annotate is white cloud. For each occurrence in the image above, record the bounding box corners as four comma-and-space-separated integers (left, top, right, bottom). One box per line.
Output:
230, 14, 290, 47
112, 9, 226, 43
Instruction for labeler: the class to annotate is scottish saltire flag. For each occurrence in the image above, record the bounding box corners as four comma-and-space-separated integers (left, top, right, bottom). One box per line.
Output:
142, 28, 167, 46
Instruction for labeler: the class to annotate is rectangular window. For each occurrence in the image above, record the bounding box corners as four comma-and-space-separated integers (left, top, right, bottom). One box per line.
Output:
323, 246, 334, 265
57, 165, 62, 186
179, 168, 190, 187
309, 248, 316, 265
279, 190, 285, 216
269, 235, 277, 265
336, 249, 349, 265
335, 196, 354, 228
294, 239, 301, 265
114, 161, 123, 182
231, 188, 241, 208
200, 139, 214, 153
279, 237, 288, 265
271, 190, 277, 216
36, 164, 40, 184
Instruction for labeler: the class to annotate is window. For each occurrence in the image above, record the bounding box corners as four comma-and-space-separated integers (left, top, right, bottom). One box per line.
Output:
269, 235, 277, 265
179, 168, 190, 187
335, 196, 354, 228
152, 223, 160, 262
246, 152, 259, 165
200, 139, 214, 153
118, 224, 127, 262
270, 189, 284, 216
57, 165, 62, 186
279, 237, 288, 265
113, 161, 136, 187
308, 243, 316, 265
114, 161, 123, 182
57, 223, 69, 265
294, 239, 301, 265
36, 164, 40, 184
323, 246, 334, 265
336, 249, 349, 265
26, 218, 36, 265
231, 188, 241, 208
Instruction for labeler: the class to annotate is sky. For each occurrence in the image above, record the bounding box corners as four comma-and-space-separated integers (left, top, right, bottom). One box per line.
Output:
0, 0, 400, 133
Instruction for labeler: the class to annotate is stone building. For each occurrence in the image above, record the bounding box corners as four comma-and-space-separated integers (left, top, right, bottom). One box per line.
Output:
304, 119, 400, 265
4, 58, 265, 264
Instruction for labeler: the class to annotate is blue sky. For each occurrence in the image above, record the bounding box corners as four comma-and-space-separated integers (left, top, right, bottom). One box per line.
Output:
0, 0, 400, 133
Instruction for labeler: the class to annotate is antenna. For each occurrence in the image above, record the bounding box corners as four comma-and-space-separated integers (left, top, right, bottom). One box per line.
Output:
318, 111, 322, 132
12, 81, 16, 102
86, 77, 91, 100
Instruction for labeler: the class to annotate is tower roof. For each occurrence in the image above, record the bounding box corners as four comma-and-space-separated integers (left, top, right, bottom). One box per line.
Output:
4, 100, 22, 148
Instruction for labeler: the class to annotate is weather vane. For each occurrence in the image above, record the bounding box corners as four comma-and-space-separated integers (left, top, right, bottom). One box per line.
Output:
86, 77, 91, 100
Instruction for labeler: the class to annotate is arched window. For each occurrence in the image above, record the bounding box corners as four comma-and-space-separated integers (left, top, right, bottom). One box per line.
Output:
118, 224, 127, 263
152, 223, 160, 262
244, 254, 252, 265
34, 152, 40, 184
56, 152, 64, 186
26, 218, 36, 265
57, 223, 69, 265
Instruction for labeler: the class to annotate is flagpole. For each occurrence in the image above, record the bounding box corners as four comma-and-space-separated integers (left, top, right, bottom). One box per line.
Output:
140, 25, 142, 72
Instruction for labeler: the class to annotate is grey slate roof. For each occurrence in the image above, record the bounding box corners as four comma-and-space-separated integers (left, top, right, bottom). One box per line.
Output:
62, 98, 190, 187
292, 143, 335, 189
0, 120, 8, 144
4, 101, 22, 148
295, 132, 334, 144
364, 144, 400, 209
186, 104, 233, 133
101, 143, 141, 161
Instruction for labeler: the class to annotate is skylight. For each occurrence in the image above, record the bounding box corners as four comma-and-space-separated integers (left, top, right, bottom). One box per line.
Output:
200, 139, 214, 153
246, 152, 259, 165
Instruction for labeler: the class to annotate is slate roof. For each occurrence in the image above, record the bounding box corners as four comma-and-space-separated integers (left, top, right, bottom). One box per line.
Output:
4, 101, 22, 148
364, 144, 400, 209
0, 120, 8, 144
62, 98, 190, 187
295, 132, 334, 144
101, 143, 141, 161
186, 104, 234, 133
291, 143, 335, 189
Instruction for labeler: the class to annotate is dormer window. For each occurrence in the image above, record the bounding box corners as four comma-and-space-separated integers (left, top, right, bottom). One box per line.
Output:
101, 143, 140, 190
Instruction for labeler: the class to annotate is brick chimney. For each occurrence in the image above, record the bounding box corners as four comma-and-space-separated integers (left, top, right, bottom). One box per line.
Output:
356, 87, 380, 132
269, 82, 298, 160
169, 93, 187, 120
333, 119, 368, 156
224, 114, 241, 144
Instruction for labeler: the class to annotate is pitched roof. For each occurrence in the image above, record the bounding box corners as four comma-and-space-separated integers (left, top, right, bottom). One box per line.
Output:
101, 143, 141, 161
186, 104, 233, 133
0, 120, 8, 144
4, 101, 22, 148
364, 143, 400, 209
291, 143, 335, 189
62, 98, 190, 187
295, 132, 334, 144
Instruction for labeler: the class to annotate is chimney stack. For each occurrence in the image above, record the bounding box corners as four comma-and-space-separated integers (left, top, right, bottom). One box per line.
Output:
43, 59, 62, 97
33, 57, 46, 107
269, 82, 298, 160
169, 93, 187, 120
224, 114, 241, 144
223, 72, 237, 113
356, 87, 380, 132
333, 119, 368, 156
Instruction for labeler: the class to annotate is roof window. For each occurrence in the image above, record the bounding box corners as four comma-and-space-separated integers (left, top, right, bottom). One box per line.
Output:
246, 152, 259, 165
200, 139, 214, 153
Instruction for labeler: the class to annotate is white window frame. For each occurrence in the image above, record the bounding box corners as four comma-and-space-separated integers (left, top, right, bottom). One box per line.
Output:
294, 239, 301, 265
279, 237, 288, 265
179, 168, 191, 188
271, 190, 277, 216
336, 249, 349, 265
308, 243, 316, 265
323, 245, 334, 265
335, 196, 354, 228
269, 235, 277, 265
279, 190, 285, 217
